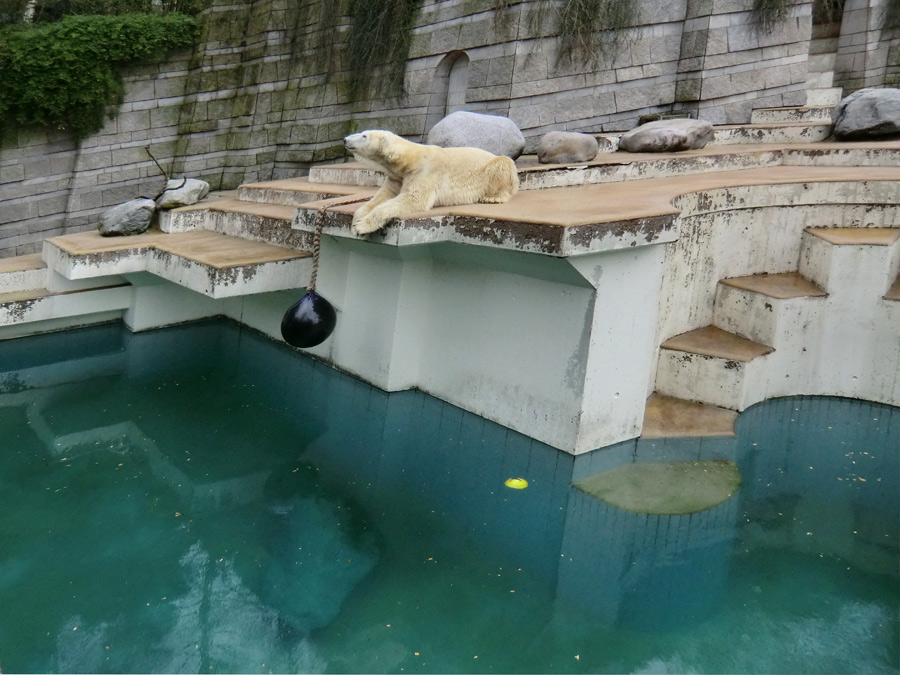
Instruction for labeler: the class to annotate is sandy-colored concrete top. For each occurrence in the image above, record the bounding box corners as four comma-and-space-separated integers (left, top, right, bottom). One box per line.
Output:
806, 227, 900, 246
47, 229, 308, 269
0, 253, 45, 274
299, 164, 900, 230
240, 178, 365, 196
642, 393, 737, 438
172, 198, 297, 221
661, 325, 774, 362
0, 287, 50, 303
439, 165, 900, 227
720, 272, 828, 299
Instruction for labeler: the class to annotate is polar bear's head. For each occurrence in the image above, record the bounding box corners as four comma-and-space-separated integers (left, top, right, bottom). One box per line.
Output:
344, 130, 408, 172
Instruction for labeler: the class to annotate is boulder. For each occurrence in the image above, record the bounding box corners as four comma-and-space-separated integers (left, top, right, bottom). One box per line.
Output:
155, 178, 210, 209
98, 198, 156, 236
537, 131, 600, 164
618, 118, 715, 153
832, 87, 900, 140
426, 111, 526, 159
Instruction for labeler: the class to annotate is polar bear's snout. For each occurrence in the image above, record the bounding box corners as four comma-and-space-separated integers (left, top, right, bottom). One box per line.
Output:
344, 132, 367, 151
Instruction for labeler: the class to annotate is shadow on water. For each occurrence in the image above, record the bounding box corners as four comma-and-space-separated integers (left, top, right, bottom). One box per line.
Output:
0, 319, 897, 674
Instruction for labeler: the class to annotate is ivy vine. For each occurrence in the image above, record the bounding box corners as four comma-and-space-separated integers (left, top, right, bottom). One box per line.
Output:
557, 0, 639, 66
751, 0, 796, 31
346, 0, 424, 100
0, 13, 198, 138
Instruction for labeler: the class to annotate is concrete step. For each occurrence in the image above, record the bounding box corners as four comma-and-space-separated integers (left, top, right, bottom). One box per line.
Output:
750, 105, 834, 124
713, 272, 828, 347
237, 177, 359, 206
44, 229, 312, 300
161, 198, 311, 250
0, 253, 48, 294
782, 142, 900, 166
799, 227, 900, 297
656, 325, 774, 410
308, 163, 384, 187
641, 393, 737, 438
0, 283, 132, 331
806, 87, 843, 106
711, 121, 833, 145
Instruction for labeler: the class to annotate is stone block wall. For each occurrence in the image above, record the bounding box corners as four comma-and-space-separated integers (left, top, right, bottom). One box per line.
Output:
0, 0, 888, 258
833, 0, 899, 89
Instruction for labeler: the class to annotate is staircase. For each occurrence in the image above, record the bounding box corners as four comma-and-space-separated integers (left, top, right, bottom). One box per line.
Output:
0, 252, 132, 337
652, 226, 900, 418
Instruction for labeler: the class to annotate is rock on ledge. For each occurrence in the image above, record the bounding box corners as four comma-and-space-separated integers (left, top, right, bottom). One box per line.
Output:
832, 87, 900, 140
619, 118, 715, 153
427, 111, 526, 159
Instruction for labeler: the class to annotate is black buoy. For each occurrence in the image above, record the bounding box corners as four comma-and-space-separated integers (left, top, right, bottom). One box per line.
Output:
281, 207, 337, 349
281, 289, 336, 348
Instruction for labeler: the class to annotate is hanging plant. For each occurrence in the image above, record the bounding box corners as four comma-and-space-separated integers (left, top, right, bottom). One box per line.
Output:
0, 13, 198, 138
346, 0, 424, 100
751, 0, 796, 32
556, 0, 640, 66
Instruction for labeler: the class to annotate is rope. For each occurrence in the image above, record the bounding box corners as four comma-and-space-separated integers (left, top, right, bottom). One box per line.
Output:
307, 209, 326, 292
306, 194, 371, 293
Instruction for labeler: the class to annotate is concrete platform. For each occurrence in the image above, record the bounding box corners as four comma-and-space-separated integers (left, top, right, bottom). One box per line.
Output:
719, 272, 827, 299
44, 229, 311, 299
641, 393, 738, 438
661, 325, 774, 362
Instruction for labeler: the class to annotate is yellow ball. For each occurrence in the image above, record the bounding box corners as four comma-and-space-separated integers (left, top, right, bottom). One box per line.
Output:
504, 477, 528, 489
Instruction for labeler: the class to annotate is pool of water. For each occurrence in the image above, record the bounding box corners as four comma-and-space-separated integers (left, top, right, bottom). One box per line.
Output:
0, 320, 897, 674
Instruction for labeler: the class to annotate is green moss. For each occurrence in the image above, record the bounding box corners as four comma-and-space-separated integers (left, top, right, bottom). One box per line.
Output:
0, 13, 198, 138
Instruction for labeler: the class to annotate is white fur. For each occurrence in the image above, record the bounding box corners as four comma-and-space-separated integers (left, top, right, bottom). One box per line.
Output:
343, 130, 519, 235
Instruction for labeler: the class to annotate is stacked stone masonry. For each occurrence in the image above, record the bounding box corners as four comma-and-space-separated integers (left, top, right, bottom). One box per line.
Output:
0, 0, 893, 257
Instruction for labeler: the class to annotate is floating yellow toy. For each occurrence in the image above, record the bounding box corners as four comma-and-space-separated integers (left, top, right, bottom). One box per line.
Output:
504, 477, 528, 489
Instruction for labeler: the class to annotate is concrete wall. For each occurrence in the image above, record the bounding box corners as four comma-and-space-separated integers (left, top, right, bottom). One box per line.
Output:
0, 0, 828, 258
833, 0, 900, 89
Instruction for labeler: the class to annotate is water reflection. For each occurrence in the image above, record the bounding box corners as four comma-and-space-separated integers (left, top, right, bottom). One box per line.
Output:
0, 320, 896, 673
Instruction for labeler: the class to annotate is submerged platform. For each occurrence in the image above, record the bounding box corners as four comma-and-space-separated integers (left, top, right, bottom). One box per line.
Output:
1, 133, 899, 455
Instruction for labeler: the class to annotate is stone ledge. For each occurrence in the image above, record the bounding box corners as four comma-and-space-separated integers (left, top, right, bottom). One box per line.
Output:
44, 229, 311, 299
289, 164, 900, 257
641, 393, 737, 438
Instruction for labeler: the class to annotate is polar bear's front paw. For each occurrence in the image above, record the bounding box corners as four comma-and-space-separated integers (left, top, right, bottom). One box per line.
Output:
352, 215, 385, 236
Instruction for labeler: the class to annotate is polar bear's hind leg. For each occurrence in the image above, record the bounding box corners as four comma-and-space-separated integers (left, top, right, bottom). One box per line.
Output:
477, 156, 519, 204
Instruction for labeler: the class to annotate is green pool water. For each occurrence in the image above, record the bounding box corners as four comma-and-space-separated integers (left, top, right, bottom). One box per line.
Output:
0, 320, 897, 674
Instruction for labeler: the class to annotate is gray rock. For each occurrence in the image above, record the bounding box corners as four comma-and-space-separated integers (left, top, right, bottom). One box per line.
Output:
538, 131, 600, 164
427, 111, 526, 159
155, 178, 211, 209
832, 87, 900, 140
618, 118, 715, 153
98, 198, 156, 236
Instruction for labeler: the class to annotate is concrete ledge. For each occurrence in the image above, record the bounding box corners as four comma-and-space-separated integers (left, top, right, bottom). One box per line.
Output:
0, 284, 131, 327
0, 253, 47, 293
641, 394, 737, 438
44, 229, 312, 299
290, 164, 900, 258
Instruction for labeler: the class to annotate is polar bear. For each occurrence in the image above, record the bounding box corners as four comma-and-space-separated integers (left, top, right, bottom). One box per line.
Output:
343, 130, 519, 235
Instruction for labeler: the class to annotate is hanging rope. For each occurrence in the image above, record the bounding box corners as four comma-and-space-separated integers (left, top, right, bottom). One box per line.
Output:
307, 209, 326, 292
305, 194, 371, 292
281, 193, 375, 348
